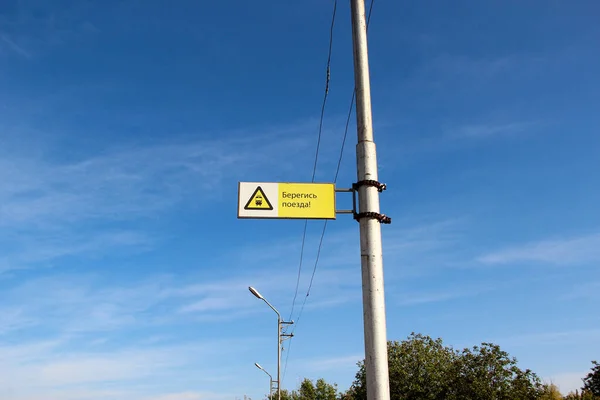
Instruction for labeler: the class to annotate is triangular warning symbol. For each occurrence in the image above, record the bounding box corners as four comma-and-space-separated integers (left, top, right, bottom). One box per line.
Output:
244, 186, 273, 210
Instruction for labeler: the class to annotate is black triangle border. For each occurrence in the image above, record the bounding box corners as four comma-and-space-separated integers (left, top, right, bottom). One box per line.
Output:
243, 186, 274, 210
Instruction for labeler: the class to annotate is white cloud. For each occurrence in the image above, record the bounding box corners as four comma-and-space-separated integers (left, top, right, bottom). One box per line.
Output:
397, 285, 492, 306
562, 281, 600, 301
0, 119, 316, 226
385, 219, 462, 253
452, 121, 540, 139
0, 273, 176, 336
0, 140, 240, 227
0, 252, 361, 337
0, 234, 370, 399
0, 34, 31, 58
178, 296, 245, 314
494, 328, 600, 347
0, 334, 249, 400
477, 233, 600, 265
173, 261, 360, 317
0, 0, 102, 59
304, 354, 362, 372
0, 306, 37, 334
1, 229, 152, 272
0, 121, 316, 275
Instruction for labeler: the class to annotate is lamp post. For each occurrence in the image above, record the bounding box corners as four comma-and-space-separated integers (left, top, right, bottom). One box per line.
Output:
248, 286, 293, 400
255, 362, 274, 398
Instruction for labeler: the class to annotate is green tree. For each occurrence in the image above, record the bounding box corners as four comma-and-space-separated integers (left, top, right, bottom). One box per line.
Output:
564, 391, 580, 400
299, 378, 317, 400
315, 378, 338, 400
267, 389, 295, 400
564, 390, 597, 400
338, 388, 356, 400
270, 378, 339, 400
348, 333, 542, 400
583, 361, 600, 397
350, 333, 457, 400
454, 343, 542, 400
538, 383, 562, 400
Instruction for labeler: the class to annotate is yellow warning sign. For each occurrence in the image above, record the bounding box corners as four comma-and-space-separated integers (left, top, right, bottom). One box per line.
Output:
244, 186, 273, 210
278, 183, 335, 219
238, 182, 336, 219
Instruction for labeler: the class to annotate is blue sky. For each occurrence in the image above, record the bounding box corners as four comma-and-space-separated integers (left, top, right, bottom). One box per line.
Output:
1, 0, 599, 399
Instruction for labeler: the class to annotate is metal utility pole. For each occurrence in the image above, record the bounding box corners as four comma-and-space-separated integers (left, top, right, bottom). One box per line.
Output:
350, 0, 391, 400
277, 318, 294, 400
254, 363, 274, 398
249, 287, 293, 400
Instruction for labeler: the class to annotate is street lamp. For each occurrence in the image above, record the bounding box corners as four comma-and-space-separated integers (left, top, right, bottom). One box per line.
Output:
248, 286, 294, 400
249, 287, 264, 300
255, 362, 274, 398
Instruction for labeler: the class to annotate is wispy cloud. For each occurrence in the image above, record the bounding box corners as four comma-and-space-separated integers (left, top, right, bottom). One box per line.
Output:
416, 54, 520, 84
477, 232, 600, 265
561, 281, 600, 301
494, 328, 600, 347
406, 52, 548, 94
451, 121, 541, 139
397, 285, 493, 306
0, 229, 153, 273
173, 262, 361, 318
0, 274, 168, 335
0, 124, 314, 274
0, 266, 277, 398
1, 129, 314, 225
0, 33, 31, 58
0, 335, 244, 400
0, 262, 358, 399
0, 0, 102, 59
303, 354, 362, 372
0, 251, 360, 337
0, 140, 242, 227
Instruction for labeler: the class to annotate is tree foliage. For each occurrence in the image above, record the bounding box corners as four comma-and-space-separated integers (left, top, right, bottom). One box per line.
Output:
315, 378, 338, 400
564, 392, 580, 400
583, 361, 600, 396
268, 378, 338, 400
299, 378, 317, 400
453, 342, 542, 400
270, 335, 596, 400
564, 390, 597, 400
346, 332, 543, 400
267, 389, 293, 400
539, 383, 562, 400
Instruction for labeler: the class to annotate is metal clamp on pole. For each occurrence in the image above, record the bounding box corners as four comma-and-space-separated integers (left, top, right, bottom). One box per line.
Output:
354, 211, 392, 224
351, 180, 391, 224
352, 179, 387, 192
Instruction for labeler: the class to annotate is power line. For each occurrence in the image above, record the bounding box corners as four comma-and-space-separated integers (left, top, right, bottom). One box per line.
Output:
288, 220, 308, 321
311, 0, 337, 183
283, 0, 376, 382
288, 0, 338, 322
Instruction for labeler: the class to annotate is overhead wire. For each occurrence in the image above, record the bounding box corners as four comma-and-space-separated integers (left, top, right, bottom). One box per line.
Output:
282, 0, 376, 381
287, 0, 338, 323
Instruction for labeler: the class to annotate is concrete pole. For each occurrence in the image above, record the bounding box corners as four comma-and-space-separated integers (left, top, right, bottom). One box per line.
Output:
350, 1, 391, 399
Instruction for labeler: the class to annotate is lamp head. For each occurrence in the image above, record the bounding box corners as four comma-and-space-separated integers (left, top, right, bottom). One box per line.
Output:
248, 286, 263, 300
